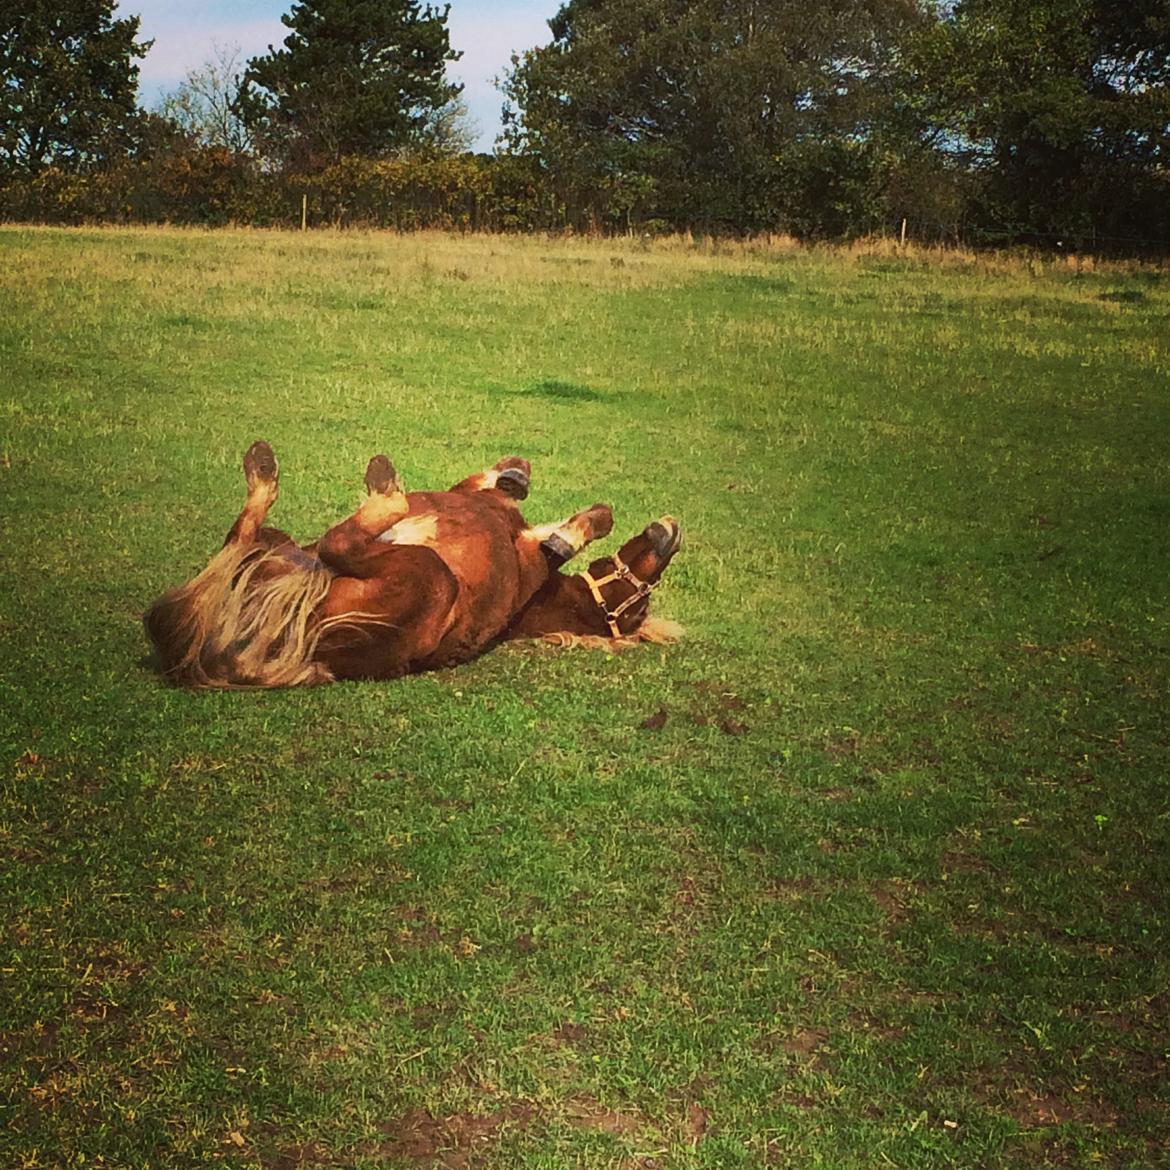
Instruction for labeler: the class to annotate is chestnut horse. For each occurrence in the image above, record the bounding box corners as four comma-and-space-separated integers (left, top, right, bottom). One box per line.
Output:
145, 441, 681, 688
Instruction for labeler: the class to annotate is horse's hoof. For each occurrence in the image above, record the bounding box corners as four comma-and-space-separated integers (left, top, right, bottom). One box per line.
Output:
496, 467, 530, 500
243, 440, 278, 490
540, 532, 576, 566
495, 455, 531, 476
364, 454, 402, 496
646, 516, 682, 558
585, 503, 614, 541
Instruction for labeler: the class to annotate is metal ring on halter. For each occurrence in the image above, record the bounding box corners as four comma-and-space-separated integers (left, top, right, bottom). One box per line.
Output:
580, 552, 656, 638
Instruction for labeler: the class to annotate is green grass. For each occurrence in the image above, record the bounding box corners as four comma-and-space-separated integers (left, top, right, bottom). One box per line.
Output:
1, 226, 1168, 1169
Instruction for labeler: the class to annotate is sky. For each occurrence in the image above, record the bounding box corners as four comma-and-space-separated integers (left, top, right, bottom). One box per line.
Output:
116, 1, 561, 153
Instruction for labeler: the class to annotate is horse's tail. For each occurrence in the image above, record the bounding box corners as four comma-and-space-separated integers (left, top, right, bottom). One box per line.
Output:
144, 544, 336, 689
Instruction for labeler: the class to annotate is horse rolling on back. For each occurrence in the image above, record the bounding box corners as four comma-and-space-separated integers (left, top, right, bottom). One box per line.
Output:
145, 441, 682, 688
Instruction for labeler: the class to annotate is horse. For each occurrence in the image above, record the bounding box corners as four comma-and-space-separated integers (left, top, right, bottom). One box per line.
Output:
145, 441, 682, 688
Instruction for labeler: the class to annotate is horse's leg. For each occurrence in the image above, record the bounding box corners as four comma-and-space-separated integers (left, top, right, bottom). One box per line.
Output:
223, 440, 281, 548
218, 441, 321, 568
493, 503, 613, 632
147, 440, 325, 688
315, 548, 461, 680
449, 456, 531, 501
316, 455, 412, 578
494, 502, 612, 620
522, 503, 614, 571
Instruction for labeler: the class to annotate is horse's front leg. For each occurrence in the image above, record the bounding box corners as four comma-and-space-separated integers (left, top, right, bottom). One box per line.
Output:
524, 504, 614, 567
514, 503, 614, 602
449, 456, 531, 501
315, 455, 412, 578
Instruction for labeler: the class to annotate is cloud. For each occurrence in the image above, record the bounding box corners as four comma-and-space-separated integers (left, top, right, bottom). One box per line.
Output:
120, 2, 286, 92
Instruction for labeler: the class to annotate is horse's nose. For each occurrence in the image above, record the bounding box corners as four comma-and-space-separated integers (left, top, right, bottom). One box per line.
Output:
647, 516, 681, 558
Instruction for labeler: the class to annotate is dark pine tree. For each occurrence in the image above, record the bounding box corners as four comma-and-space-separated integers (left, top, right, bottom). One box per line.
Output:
238, 0, 462, 170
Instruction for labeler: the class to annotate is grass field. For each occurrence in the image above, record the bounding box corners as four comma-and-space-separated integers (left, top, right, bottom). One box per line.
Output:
1, 227, 1168, 1169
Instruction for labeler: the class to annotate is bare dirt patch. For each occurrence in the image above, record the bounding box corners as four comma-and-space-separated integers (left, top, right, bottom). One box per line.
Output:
552, 1021, 588, 1046
267, 1140, 332, 1169
565, 1094, 647, 1135
780, 1026, 831, 1067
365, 1104, 536, 1168
871, 879, 916, 928
690, 682, 751, 735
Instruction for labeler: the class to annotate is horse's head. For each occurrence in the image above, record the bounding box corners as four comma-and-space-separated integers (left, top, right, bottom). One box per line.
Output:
577, 515, 683, 640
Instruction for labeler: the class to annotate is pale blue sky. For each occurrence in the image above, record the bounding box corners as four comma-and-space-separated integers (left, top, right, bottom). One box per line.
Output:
116, 1, 561, 152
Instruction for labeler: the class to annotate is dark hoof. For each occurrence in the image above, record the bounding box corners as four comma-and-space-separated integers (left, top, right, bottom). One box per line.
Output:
540, 532, 576, 567
243, 440, 278, 488
646, 516, 682, 558
496, 467, 530, 500
364, 454, 401, 496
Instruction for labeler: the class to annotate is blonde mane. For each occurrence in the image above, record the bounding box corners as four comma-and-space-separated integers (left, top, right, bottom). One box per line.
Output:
144, 544, 336, 689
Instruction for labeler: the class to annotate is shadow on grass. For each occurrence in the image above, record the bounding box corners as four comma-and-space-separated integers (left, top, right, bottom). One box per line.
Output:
1098, 289, 1147, 304
710, 273, 797, 295
521, 379, 605, 402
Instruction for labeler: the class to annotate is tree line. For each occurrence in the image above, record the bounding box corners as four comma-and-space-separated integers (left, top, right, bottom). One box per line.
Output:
2, 0, 1168, 249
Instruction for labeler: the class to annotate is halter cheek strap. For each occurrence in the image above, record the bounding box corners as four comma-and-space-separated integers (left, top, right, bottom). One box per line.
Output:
580, 552, 656, 638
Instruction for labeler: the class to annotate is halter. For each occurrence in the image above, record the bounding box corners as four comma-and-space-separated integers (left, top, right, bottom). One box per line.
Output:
581, 552, 657, 638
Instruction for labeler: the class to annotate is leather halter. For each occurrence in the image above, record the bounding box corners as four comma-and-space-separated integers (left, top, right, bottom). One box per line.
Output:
581, 552, 657, 638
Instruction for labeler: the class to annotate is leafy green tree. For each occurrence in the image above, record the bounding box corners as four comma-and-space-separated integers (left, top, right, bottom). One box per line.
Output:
908, 0, 1170, 243
238, 0, 462, 170
501, 0, 922, 234
0, 0, 148, 173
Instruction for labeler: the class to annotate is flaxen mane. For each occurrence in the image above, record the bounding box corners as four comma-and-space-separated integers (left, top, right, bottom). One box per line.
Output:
144, 545, 336, 689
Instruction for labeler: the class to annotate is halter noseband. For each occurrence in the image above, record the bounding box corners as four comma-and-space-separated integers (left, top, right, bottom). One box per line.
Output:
580, 552, 657, 638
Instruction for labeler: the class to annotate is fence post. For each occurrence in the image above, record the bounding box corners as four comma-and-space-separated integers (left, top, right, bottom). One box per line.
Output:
900, 217, 908, 247
301, 194, 308, 232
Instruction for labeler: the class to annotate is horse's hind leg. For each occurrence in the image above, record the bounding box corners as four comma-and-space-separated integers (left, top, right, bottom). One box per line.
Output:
450, 456, 531, 501
224, 440, 281, 548
316, 454, 412, 578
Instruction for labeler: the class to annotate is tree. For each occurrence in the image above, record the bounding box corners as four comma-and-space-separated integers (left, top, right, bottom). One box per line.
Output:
501, 0, 922, 234
156, 43, 252, 155
421, 94, 478, 156
0, 0, 149, 173
237, 0, 462, 170
907, 0, 1170, 244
